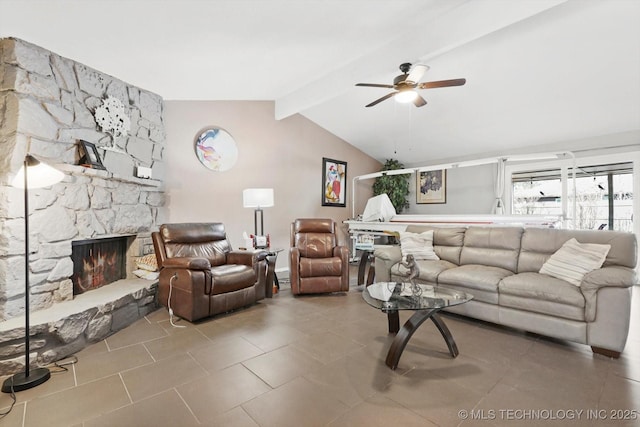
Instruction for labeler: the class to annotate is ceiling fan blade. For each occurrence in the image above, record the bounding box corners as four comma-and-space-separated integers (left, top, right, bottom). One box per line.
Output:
418, 78, 466, 89
365, 92, 397, 107
405, 64, 429, 84
413, 94, 427, 107
356, 83, 394, 88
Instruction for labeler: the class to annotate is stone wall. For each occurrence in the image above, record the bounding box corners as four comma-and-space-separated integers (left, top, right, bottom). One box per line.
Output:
0, 38, 166, 321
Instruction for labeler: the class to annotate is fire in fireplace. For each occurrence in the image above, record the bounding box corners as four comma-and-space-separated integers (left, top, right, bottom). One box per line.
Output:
71, 236, 128, 295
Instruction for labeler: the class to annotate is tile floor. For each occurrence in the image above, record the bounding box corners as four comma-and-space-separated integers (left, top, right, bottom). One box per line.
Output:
1, 268, 639, 427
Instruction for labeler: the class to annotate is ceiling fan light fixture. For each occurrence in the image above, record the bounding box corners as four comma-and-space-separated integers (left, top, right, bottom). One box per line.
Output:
356, 62, 466, 108
395, 90, 418, 104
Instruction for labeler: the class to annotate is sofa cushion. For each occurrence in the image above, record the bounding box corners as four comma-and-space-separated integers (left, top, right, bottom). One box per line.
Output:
391, 259, 456, 283
539, 238, 610, 286
399, 230, 439, 260
499, 272, 585, 321
295, 233, 336, 258
437, 264, 514, 304
460, 227, 522, 272
300, 256, 343, 277
160, 223, 230, 267
518, 228, 636, 272
406, 225, 466, 264
210, 264, 256, 295
439, 284, 498, 305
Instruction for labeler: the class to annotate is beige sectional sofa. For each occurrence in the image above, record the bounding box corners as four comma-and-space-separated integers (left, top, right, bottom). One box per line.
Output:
374, 225, 637, 357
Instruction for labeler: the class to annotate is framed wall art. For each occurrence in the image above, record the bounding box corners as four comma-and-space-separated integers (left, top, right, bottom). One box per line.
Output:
417, 169, 446, 204
78, 140, 106, 170
194, 127, 238, 172
322, 157, 347, 207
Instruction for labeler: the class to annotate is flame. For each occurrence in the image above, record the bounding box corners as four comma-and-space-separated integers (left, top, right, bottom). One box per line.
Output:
76, 246, 121, 292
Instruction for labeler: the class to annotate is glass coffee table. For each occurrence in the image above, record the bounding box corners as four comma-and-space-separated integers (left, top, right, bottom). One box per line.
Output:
363, 282, 473, 370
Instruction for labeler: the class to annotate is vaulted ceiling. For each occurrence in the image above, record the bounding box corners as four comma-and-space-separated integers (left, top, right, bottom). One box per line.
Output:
1, 0, 639, 165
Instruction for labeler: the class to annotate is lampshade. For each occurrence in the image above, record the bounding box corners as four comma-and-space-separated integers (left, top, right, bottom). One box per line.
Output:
243, 188, 274, 208
395, 90, 418, 104
11, 155, 64, 189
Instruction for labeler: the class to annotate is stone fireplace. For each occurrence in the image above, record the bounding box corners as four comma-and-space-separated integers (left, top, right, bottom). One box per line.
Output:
0, 38, 166, 374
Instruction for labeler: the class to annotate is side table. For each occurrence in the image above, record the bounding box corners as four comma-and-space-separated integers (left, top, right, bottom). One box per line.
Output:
357, 249, 376, 286
357, 244, 397, 286
265, 248, 283, 296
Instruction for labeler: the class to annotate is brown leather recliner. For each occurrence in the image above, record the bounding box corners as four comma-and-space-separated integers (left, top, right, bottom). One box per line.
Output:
289, 218, 349, 295
152, 223, 266, 322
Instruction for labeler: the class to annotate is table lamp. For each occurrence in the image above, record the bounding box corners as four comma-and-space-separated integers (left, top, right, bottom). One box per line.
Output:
242, 188, 274, 238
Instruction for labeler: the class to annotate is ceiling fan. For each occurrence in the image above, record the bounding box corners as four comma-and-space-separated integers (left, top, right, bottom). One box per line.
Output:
356, 62, 466, 108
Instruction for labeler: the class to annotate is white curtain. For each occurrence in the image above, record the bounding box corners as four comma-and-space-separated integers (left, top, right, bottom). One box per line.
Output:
493, 158, 506, 214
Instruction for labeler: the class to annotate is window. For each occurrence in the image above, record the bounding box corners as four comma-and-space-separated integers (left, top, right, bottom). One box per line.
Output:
569, 163, 633, 232
512, 169, 562, 218
507, 153, 637, 232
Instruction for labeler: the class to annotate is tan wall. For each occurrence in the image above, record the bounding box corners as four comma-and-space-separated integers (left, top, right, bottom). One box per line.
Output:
163, 100, 381, 271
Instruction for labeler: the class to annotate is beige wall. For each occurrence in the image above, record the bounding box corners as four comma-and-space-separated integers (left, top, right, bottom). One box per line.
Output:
163, 100, 381, 271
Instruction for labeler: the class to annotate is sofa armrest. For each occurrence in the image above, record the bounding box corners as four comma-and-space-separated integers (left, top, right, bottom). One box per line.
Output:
334, 246, 350, 291
157, 268, 211, 319
289, 247, 301, 294
228, 249, 264, 267
581, 266, 637, 322
161, 257, 211, 271
333, 245, 349, 258
374, 245, 402, 261
373, 245, 402, 282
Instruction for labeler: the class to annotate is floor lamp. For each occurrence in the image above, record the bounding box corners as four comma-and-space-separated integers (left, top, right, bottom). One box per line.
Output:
242, 188, 274, 237
2, 154, 64, 393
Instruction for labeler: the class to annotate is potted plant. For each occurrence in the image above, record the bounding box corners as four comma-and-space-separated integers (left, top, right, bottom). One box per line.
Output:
372, 159, 410, 213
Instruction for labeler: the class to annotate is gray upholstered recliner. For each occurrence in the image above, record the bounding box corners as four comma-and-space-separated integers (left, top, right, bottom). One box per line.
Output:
152, 223, 266, 322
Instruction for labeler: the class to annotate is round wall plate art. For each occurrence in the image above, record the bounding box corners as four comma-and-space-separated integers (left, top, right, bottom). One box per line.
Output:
194, 127, 238, 171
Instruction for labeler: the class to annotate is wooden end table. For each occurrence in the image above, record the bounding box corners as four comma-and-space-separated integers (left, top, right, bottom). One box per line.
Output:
265, 248, 283, 297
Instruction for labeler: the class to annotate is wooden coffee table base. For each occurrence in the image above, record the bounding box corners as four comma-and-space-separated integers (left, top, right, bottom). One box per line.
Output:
385, 309, 459, 370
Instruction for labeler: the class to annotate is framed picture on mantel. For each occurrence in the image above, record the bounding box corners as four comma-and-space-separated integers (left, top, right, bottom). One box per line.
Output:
322, 157, 347, 207
78, 140, 106, 170
417, 169, 446, 204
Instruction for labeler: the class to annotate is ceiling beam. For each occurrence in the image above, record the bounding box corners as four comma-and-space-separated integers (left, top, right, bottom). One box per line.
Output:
274, 0, 566, 120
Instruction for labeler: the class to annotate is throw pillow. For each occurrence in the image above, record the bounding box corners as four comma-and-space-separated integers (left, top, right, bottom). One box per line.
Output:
135, 254, 159, 272
133, 269, 160, 281
399, 230, 440, 261
539, 238, 610, 286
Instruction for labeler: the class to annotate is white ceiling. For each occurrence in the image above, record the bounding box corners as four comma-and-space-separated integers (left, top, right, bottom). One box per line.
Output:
1, 0, 639, 165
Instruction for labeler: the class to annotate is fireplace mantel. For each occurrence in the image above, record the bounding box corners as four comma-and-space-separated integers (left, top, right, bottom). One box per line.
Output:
57, 164, 162, 188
